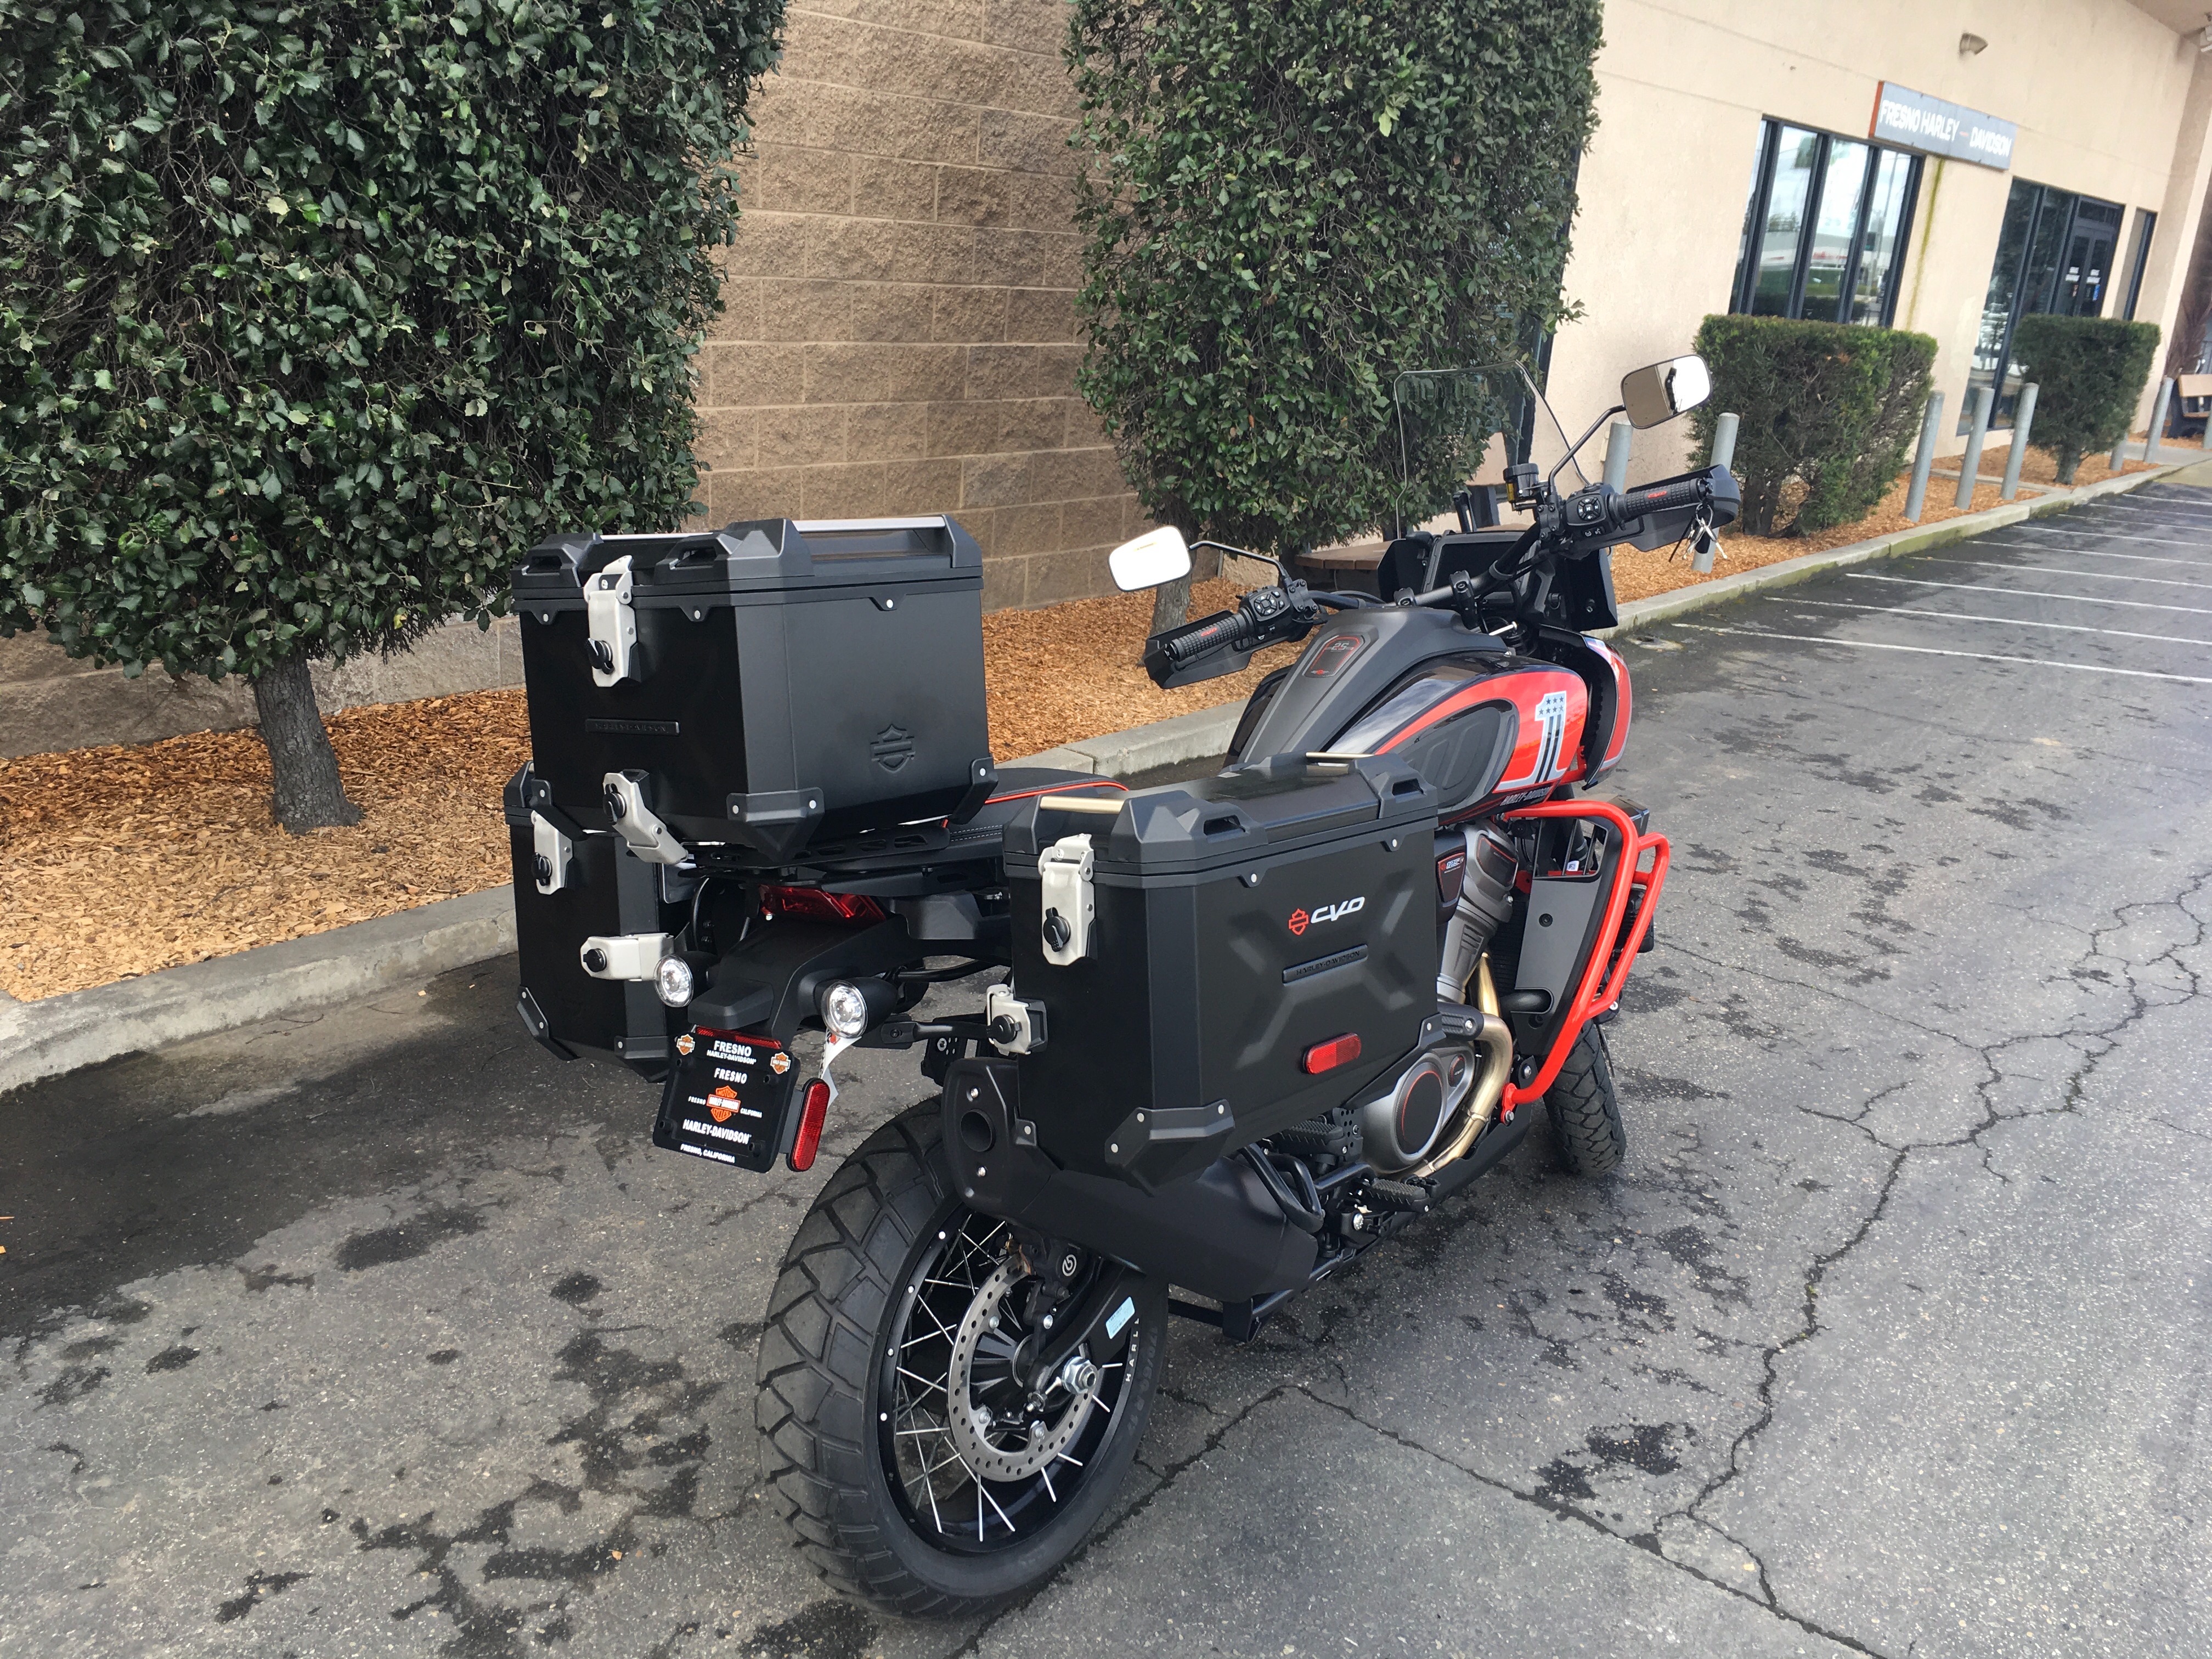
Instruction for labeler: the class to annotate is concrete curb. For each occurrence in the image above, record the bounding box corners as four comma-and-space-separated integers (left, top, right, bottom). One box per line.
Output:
7, 457, 2199, 1094
1015, 701, 1243, 778
0, 888, 516, 1097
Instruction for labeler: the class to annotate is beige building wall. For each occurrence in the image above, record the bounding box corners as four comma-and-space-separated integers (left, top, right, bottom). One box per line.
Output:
1552, 0, 2212, 483
692, 0, 1137, 612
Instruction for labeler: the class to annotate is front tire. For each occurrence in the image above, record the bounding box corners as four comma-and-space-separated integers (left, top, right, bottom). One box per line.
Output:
1546, 1020, 1627, 1176
755, 1103, 1164, 1615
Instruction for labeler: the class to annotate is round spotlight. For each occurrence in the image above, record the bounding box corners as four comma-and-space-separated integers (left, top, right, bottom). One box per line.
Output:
820, 980, 871, 1038
653, 953, 695, 1008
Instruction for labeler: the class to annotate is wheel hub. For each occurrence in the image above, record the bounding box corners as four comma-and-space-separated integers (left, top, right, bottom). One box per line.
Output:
944, 1258, 1099, 1482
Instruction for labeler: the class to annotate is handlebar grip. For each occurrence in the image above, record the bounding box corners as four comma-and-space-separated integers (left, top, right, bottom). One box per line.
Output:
1615, 476, 1710, 521
1161, 609, 1253, 665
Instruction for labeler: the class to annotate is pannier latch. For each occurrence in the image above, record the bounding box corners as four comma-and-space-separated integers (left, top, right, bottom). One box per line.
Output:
531, 810, 574, 894
585, 554, 640, 687
579, 932, 676, 981
1037, 833, 1096, 966
603, 770, 687, 865
985, 984, 1049, 1055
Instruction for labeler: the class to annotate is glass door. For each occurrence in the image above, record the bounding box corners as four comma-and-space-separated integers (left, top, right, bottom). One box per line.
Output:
1963, 182, 2123, 428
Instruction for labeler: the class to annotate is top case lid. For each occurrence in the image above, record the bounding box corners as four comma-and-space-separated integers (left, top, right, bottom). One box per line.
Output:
1007, 756, 1439, 877
511, 516, 983, 606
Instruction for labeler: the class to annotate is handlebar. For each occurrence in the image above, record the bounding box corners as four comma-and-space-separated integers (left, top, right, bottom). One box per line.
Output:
1156, 607, 1257, 668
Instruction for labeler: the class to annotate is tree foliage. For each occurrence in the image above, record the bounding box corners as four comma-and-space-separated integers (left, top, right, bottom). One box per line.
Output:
1691, 315, 1935, 537
1065, 0, 1602, 572
1, 0, 785, 685
2011, 315, 2160, 484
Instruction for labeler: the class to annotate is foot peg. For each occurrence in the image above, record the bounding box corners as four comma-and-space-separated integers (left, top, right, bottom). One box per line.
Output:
1271, 1119, 1359, 1160
1363, 1177, 1433, 1215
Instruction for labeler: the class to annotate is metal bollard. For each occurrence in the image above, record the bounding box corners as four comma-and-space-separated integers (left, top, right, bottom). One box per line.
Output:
1955, 385, 1994, 510
1602, 420, 1632, 492
2147, 376, 2176, 464
1904, 391, 1945, 523
1999, 383, 2038, 502
1711, 411, 1740, 472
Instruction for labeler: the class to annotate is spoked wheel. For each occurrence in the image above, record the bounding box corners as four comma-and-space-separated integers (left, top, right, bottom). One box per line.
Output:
757, 1104, 1164, 1615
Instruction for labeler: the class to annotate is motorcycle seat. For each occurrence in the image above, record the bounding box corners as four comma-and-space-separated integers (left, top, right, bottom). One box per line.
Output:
949, 768, 1128, 849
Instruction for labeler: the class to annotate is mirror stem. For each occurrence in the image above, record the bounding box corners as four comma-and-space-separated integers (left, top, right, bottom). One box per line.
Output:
1547, 403, 1625, 491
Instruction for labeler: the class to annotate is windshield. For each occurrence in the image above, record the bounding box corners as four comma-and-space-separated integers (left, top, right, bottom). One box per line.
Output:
1389, 359, 1585, 537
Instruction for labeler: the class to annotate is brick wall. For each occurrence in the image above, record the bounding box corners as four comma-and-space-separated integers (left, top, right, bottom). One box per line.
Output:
696, 0, 1141, 610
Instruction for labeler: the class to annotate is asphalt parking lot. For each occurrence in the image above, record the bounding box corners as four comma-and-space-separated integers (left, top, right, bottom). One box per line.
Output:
4, 481, 2209, 1658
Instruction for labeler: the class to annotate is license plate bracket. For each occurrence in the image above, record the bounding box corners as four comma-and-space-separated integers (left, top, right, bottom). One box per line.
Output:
651, 1029, 797, 1172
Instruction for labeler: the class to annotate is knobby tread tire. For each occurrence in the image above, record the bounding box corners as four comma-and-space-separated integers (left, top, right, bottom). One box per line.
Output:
1545, 1020, 1627, 1176
753, 1099, 1163, 1615
755, 1106, 957, 1614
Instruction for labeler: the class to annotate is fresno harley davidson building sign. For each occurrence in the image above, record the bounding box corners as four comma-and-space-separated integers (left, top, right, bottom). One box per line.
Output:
1870, 81, 2017, 170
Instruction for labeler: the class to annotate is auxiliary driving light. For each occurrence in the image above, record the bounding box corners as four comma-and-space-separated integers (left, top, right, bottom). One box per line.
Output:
654, 953, 696, 1008
820, 980, 871, 1038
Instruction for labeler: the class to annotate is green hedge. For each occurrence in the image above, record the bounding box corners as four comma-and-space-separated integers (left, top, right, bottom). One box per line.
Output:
1691, 316, 1936, 537
2011, 315, 2161, 483
1067, 0, 1604, 620
1, 0, 784, 685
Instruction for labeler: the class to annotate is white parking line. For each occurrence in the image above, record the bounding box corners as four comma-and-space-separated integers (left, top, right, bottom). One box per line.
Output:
1974, 539, 2212, 568
2047, 529, 2208, 548
1677, 623, 2212, 686
1847, 572, 2212, 617
1918, 557, 2212, 590
1773, 596, 2212, 648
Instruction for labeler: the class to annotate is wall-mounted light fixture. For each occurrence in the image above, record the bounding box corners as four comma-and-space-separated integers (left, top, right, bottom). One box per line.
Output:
1959, 32, 1988, 57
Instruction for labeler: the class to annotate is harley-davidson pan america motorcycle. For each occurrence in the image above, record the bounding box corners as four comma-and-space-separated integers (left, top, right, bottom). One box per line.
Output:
499, 355, 1737, 1611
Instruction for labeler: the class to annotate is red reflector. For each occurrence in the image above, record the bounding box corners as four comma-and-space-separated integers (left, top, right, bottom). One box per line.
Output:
789, 1080, 832, 1172
759, 885, 886, 925
1301, 1032, 1362, 1074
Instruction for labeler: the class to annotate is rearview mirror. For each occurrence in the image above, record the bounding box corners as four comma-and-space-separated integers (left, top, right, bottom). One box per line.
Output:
1108, 526, 1192, 592
1620, 355, 1712, 429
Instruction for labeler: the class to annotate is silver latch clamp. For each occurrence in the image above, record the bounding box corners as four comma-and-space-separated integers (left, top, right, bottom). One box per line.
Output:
579, 932, 676, 981
531, 810, 573, 894
985, 983, 1048, 1055
585, 554, 639, 687
1038, 833, 1096, 966
603, 771, 686, 865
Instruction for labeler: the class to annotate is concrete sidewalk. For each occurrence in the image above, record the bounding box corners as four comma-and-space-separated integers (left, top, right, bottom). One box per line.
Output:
4, 454, 2197, 1097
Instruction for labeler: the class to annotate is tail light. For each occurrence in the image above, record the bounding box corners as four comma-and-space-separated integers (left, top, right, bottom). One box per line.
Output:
789, 1079, 832, 1172
1301, 1032, 1362, 1074
759, 885, 885, 926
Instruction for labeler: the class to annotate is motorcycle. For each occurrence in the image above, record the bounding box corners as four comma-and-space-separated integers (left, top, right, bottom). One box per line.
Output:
499, 353, 1739, 1612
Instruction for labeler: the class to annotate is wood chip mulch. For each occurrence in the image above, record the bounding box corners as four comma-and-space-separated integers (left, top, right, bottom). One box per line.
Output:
0, 575, 1290, 1001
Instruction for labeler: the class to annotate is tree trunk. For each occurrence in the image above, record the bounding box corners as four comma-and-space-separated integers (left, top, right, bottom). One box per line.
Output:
1147, 573, 1193, 635
252, 656, 361, 832
2055, 444, 2083, 486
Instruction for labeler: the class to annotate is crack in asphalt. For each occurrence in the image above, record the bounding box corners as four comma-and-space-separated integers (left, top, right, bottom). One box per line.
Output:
944, 1385, 1292, 1657
1300, 1389, 1878, 1655
1654, 862, 2211, 1645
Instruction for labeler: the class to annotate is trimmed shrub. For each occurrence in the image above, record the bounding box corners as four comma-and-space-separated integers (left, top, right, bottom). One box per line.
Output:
1, 0, 785, 826
1691, 316, 1936, 537
1066, 0, 1604, 629
2011, 315, 2161, 484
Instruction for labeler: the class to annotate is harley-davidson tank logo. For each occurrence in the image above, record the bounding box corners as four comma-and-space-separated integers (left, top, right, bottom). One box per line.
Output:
871, 724, 915, 773
1289, 896, 1364, 934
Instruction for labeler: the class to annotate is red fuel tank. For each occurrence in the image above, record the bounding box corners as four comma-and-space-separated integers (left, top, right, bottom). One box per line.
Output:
1331, 659, 1592, 820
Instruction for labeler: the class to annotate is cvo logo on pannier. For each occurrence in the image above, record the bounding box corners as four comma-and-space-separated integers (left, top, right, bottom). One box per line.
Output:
871, 724, 915, 773
1287, 896, 1365, 935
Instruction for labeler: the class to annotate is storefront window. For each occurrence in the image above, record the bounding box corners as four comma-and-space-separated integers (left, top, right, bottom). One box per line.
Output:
1965, 179, 2125, 428
1730, 119, 1922, 326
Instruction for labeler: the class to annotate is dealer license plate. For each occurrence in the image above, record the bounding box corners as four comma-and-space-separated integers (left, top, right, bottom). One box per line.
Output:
651, 1029, 796, 1173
